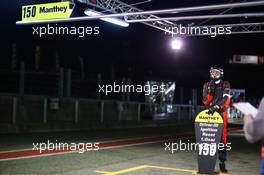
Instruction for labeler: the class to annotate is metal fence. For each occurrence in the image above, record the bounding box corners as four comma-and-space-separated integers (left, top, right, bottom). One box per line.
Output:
0, 94, 203, 125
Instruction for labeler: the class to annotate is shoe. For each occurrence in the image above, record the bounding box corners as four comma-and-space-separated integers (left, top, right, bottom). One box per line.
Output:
219, 163, 228, 173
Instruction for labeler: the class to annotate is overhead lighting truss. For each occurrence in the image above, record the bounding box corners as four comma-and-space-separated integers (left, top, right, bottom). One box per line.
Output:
16, 0, 264, 35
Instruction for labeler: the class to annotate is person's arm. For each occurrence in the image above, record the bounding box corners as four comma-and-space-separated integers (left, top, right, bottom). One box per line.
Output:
217, 81, 232, 110
208, 81, 231, 113
244, 97, 264, 143
202, 82, 213, 106
244, 115, 260, 143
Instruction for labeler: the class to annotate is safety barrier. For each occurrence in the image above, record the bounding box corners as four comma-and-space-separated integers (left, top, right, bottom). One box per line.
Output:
0, 94, 201, 125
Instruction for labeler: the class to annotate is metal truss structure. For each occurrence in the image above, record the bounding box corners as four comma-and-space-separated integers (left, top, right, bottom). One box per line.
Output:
77, 0, 176, 34
16, 0, 264, 35
77, 0, 264, 35
227, 22, 264, 34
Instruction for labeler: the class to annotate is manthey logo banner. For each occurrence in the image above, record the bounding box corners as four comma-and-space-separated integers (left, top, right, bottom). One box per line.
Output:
22, 2, 70, 21
195, 110, 223, 124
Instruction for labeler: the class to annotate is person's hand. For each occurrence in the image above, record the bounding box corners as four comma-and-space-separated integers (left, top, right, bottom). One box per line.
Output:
207, 105, 220, 115
207, 107, 215, 115
243, 114, 253, 123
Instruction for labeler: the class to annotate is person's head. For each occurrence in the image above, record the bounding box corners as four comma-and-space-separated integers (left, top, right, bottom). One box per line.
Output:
209, 66, 224, 84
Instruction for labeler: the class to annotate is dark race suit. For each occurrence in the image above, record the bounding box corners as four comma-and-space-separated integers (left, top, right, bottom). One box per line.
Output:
202, 80, 231, 163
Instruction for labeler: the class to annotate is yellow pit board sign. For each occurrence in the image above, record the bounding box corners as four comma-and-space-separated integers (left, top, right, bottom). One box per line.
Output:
195, 109, 223, 124
22, 2, 70, 21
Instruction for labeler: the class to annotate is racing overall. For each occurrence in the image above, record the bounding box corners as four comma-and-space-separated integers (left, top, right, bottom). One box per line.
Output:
202, 80, 231, 166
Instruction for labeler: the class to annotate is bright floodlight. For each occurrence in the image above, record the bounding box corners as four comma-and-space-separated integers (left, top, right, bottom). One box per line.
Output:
84, 9, 129, 27
171, 38, 182, 50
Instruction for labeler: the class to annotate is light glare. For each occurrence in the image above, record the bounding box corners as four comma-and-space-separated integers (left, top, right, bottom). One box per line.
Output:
171, 38, 182, 50
84, 10, 129, 27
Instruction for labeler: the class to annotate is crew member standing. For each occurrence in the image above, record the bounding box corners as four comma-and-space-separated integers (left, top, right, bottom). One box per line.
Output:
202, 66, 232, 173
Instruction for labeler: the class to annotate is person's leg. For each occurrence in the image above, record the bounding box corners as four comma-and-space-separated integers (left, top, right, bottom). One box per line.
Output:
219, 112, 228, 172
221, 112, 227, 145
219, 148, 227, 172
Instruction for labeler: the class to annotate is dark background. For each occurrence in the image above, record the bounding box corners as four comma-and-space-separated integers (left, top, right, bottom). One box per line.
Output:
0, 0, 264, 99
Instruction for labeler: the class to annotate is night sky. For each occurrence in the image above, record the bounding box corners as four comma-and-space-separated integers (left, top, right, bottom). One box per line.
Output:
1, 0, 264, 98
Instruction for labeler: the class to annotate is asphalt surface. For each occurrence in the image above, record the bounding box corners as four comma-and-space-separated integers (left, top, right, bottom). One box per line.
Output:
0, 125, 261, 175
